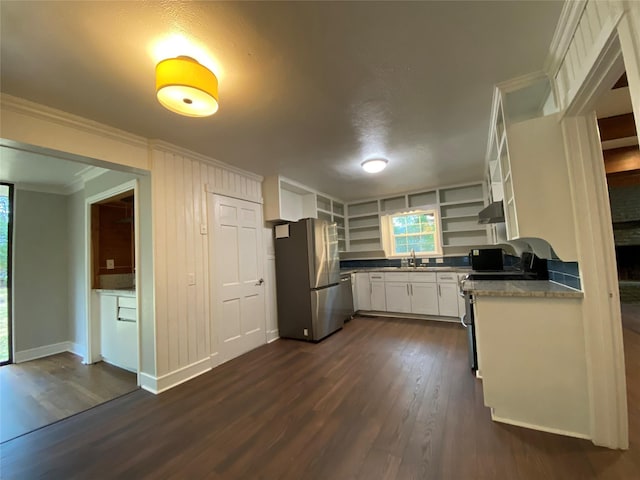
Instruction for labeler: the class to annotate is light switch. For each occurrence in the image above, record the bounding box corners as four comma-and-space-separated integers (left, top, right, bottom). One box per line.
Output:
435, 258, 444, 264
106, 259, 115, 269
188, 273, 196, 286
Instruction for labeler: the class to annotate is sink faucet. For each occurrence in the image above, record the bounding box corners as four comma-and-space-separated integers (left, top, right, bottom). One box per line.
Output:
409, 249, 416, 268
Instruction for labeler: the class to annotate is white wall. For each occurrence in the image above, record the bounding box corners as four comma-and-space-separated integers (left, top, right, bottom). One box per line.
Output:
14, 189, 69, 352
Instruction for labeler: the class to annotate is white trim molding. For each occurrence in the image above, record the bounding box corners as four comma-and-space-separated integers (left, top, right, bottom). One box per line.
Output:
14, 341, 76, 363
544, 0, 588, 77
491, 411, 591, 441
139, 357, 212, 395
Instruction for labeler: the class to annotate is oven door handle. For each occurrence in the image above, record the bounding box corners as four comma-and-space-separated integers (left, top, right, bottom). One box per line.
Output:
458, 273, 470, 298
460, 314, 468, 328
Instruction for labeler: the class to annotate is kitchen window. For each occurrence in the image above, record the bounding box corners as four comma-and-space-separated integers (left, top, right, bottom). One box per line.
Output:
381, 209, 442, 257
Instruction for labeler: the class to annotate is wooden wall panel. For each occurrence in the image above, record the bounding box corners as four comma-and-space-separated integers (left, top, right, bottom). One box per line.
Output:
151, 146, 262, 377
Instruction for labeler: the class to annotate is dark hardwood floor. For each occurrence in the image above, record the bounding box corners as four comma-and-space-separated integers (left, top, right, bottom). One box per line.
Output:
2, 314, 639, 479
0, 352, 137, 443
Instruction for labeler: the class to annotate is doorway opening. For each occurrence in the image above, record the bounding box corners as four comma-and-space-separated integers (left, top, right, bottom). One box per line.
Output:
594, 72, 640, 332
0, 183, 13, 365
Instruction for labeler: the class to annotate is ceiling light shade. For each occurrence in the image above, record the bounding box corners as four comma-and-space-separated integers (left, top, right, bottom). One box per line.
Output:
156, 56, 218, 117
361, 158, 388, 173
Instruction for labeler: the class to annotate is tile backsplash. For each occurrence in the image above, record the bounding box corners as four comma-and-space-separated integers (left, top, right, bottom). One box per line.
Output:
547, 260, 581, 290
341, 255, 470, 269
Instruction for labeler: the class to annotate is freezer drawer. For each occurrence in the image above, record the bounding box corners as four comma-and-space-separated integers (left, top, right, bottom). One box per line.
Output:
310, 284, 345, 341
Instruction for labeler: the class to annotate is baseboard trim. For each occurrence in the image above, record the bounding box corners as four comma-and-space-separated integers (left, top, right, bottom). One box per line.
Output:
67, 342, 85, 358
356, 311, 459, 323
14, 341, 73, 363
267, 330, 279, 343
490, 411, 591, 440
139, 357, 212, 395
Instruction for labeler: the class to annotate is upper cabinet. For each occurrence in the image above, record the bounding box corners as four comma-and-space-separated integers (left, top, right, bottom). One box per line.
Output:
486, 74, 577, 260
263, 175, 346, 251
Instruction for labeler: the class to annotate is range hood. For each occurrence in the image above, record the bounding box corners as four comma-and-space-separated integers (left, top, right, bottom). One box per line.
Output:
478, 201, 505, 224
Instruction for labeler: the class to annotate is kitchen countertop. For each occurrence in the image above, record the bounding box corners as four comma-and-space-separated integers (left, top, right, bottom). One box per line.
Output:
341, 266, 471, 274
94, 288, 136, 296
462, 280, 583, 298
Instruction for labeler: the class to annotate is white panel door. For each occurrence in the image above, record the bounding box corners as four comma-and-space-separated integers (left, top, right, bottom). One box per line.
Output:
209, 194, 266, 364
370, 282, 387, 311
438, 283, 460, 317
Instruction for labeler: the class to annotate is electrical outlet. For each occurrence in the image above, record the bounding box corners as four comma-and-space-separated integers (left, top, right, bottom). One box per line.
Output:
303, 328, 309, 336
200, 224, 208, 235
435, 258, 444, 264
106, 259, 115, 269
188, 273, 196, 286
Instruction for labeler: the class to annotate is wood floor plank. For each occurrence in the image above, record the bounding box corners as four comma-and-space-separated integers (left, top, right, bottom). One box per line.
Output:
2, 313, 640, 479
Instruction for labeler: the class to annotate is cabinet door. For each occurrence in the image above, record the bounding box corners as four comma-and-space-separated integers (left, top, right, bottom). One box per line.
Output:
355, 273, 371, 310
385, 282, 411, 313
370, 282, 387, 311
410, 282, 439, 315
99, 294, 118, 362
438, 283, 460, 317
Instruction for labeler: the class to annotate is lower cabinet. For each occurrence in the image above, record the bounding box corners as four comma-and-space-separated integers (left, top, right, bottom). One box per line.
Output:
411, 282, 439, 315
354, 272, 371, 311
438, 283, 460, 317
351, 270, 463, 319
370, 278, 387, 311
98, 291, 138, 372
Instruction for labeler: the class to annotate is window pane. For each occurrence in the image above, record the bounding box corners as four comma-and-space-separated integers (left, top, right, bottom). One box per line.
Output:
396, 237, 408, 247
392, 216, 406, 227
394, 225, 407, 235
407, 224, 421, 234
395, 244, 408, 254
406, 215, 419, 225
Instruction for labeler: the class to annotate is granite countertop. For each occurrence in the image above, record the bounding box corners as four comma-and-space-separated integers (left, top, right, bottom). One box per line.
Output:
462, 280, 583, 299
341, 266, 471, 274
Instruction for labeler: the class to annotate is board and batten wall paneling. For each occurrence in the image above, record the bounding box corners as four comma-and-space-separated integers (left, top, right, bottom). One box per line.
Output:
151, 145, 262, 381
553, 1, 625, 111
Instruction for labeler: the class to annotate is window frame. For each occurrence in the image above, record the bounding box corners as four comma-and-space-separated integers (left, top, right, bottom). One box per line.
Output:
381, 206, 442, 258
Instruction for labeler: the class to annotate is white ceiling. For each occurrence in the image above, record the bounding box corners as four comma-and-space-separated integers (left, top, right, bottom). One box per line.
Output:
0, 1, 563, 201
0, 146, 106, 194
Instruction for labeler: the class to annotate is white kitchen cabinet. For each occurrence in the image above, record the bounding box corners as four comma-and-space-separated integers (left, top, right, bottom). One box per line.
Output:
98, 291, 137, 372
438, 283, 460, 317
369, 273, 386, 311
385, 282, 412, 313
354, 272, 371, 311
410, 282, 439, 315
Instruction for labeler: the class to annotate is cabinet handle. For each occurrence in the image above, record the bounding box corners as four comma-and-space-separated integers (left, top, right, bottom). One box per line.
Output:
370, 283, 372, 295
411, 284, 413, 295
438, 284, 441, 296
406, 284, 409, 295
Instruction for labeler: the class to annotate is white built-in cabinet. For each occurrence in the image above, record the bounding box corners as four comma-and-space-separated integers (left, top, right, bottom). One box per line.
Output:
353, 270, 465, 319
346, 182, 489, 256
369, 273, 387, 311
485, 75, 577, 260
96, 291, 137, 372
263, 175, 346, 251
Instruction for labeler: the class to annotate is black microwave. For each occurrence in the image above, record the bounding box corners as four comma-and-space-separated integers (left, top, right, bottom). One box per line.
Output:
469, 248, 504, 271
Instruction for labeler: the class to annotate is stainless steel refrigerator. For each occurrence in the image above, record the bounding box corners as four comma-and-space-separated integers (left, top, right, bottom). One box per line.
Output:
274, 218, 348, 341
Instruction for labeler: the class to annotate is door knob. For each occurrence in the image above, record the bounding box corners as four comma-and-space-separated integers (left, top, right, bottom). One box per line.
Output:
255, 278, 264, 286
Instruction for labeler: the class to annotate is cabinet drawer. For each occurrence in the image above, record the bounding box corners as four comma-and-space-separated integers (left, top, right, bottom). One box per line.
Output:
118, 307, 137, 321
409, 272, 436, 283
118, 296, 136, 308
369, 272, 385, 282
436, 272, 458, 283
384, 272, 409, 282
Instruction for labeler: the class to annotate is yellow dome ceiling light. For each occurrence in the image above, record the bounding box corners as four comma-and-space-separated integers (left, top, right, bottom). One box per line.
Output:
155, 56, 219, 117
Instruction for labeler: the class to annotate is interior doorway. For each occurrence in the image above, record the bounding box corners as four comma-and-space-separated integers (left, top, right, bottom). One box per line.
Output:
594, 72, 640, 333
0, 183, 13, 366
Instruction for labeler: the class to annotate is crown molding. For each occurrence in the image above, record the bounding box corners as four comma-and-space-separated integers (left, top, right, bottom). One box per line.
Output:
14, 182, 69, 196
495, 70, 549, 93
149, 140, 264, 183
544, 0, 588, 77
0, 93, 148, 149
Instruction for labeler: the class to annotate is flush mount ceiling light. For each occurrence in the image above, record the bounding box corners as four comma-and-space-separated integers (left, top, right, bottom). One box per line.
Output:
361, 158, 389, 173
156, 56, 219, 117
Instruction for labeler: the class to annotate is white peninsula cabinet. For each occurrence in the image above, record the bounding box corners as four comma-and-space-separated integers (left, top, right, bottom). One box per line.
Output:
436, 272, 460, 317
